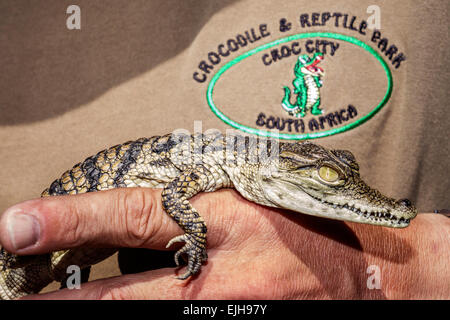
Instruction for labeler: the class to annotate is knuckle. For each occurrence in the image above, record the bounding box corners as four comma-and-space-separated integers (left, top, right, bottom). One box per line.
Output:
65, 209, 82, 246
115, 189, 159, 246
48, 197, 85, 247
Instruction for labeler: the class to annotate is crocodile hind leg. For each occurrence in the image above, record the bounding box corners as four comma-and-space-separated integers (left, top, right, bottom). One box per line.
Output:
48, 248, 117, 284
0, 249, 52, 300
294, 78, 307, 117
0, 247, 41, 269
0, 247, 116, 299
310, 97, 323, 115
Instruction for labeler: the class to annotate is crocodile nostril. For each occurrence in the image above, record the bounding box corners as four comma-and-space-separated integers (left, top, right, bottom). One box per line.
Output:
399, 198, 412, 207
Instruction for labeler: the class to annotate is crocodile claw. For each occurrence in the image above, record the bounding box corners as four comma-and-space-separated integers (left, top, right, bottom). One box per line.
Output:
166, 233, 207, 280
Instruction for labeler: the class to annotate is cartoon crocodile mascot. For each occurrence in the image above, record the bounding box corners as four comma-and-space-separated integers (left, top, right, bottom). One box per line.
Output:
281, 52, 325, 118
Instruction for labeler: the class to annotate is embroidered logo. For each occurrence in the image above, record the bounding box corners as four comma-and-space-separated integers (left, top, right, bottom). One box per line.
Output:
192, 13, 407, 140
282, 52, 324, 118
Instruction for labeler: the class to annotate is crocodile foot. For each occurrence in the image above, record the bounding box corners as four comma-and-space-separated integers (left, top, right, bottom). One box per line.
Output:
311, 107, 323, 115
166, 233, 207, 280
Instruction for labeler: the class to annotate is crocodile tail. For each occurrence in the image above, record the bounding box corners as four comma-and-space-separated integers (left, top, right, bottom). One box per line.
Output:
281, 86, 296, 112
0, 253, 52, 300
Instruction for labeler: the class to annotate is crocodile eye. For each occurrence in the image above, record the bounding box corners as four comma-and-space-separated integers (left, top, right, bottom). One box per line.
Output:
318, 166, 339, 182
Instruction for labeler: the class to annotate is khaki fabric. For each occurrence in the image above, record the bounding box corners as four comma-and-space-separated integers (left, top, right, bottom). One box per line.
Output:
0, 0, 449, 289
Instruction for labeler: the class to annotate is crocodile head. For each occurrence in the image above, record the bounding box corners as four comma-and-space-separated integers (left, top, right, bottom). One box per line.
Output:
298, 52, 324, 77
259, 141, 417, 228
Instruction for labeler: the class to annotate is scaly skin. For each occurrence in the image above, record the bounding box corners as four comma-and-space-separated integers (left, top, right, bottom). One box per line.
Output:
0, 133, 417, 299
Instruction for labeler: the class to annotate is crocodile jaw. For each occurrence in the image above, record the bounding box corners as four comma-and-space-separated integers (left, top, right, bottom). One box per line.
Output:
262, 179, 416, 228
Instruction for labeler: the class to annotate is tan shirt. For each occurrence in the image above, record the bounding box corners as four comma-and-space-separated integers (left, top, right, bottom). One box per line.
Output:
1, 1, 448, 215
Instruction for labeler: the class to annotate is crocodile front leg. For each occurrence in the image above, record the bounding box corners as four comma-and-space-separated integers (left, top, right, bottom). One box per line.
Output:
161, 165, 219, 280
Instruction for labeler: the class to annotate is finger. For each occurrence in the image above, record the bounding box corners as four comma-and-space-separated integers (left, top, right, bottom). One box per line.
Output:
20, 248, 257, 300
0, 188, 238, 255
20, 268, 185, 300
20, 265, 225, 300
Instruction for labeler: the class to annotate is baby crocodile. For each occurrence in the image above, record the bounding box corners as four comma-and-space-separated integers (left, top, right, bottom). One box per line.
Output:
0, 132, 417, 299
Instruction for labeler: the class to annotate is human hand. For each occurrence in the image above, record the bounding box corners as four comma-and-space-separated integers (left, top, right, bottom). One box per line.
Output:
0, 188, 448, 299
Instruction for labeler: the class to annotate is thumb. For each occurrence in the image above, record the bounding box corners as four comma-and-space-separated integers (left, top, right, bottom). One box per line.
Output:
0, 188, 188, 255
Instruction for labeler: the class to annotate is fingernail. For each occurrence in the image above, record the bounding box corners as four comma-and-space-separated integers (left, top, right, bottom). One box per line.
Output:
6, 210, 40, 250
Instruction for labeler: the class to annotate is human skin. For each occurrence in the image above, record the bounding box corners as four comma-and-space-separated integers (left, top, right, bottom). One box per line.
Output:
0, 188, 448, 299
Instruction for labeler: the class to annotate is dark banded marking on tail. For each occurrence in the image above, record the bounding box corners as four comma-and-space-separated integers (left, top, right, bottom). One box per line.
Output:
113, 138, 149, 187
47, 179, 66, 196
80, 155, 102, 192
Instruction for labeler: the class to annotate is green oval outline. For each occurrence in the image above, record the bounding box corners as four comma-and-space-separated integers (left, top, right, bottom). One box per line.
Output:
206, 32, 393, 140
